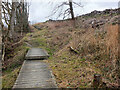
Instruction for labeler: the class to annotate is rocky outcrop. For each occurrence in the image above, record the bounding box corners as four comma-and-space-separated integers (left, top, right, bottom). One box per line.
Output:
77, 8, 119, 29
83, 8, 119, 17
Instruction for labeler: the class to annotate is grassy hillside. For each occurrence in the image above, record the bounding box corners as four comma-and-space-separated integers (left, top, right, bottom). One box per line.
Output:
30, 20, 119, 88
24, 16, 119, 87
2, 8, 119, 88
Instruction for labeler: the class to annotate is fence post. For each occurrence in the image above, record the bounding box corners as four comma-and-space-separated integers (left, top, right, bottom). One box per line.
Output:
93, 74, 102, 88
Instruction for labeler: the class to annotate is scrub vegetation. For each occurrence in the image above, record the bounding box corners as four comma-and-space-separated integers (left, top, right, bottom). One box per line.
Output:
2, 8, 119, 88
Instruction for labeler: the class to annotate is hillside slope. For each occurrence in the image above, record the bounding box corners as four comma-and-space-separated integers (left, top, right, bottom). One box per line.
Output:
2, 8, 119, 88
27, 8, 119, 88
28, 8, 119, 88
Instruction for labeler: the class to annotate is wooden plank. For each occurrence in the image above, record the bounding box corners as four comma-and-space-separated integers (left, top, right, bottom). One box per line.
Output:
25, 48, 49, 60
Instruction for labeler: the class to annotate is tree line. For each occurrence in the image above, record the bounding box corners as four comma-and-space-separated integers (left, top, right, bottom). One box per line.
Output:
1, 0, 30, 61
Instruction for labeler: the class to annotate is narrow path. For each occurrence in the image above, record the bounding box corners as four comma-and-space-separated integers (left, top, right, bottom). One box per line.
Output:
26, 48, 49, 60
13, 48, 57, 88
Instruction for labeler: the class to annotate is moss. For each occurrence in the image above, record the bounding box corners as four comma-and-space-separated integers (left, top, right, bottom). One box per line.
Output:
112, 22, 117, 25
2, 66, 21, 88
46, 48, 55, 56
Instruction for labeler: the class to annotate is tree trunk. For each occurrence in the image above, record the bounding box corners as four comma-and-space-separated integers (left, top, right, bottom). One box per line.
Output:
0, 0, 2, 61
0, 0, 2, 89
0, 0, 2, 42
9, 1, 16, 38
69, 0, 75, 20
22, 0, 29, 32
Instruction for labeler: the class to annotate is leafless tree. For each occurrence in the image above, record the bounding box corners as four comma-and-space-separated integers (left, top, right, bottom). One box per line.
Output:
9, 0, 16, 38
50, 0, 83, 20
15, 0, 29, 35
1, 0, 30, 61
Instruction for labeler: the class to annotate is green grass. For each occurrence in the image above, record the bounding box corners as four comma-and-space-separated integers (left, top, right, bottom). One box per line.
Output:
2, 66, 21, 88
2, 21, 114, 88
47, 49, 102, 88
112, 22, 117, 25
23, 29, 56, 56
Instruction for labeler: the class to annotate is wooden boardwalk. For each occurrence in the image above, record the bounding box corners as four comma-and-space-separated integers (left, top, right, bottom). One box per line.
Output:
25, 48, 49, 60
13, 48, 57, 88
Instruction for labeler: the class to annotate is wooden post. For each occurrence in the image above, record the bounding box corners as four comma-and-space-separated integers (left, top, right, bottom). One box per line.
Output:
93, 74, 102, 88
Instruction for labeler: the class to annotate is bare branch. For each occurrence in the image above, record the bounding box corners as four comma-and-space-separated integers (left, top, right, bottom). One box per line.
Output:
73, 2, 83, 7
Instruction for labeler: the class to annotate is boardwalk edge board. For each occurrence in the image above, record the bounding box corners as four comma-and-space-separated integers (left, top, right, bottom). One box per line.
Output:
13, 60, 26, 89
25, 48, 49, 60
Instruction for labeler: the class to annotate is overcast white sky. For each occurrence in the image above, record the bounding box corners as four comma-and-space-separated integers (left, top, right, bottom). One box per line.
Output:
28, 0, 120, 24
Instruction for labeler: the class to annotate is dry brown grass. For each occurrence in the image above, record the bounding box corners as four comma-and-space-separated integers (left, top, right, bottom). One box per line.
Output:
46, 20, 75, 30
106, 24, 118, 59
31, 20, 119, 88
104, 24, 119, 84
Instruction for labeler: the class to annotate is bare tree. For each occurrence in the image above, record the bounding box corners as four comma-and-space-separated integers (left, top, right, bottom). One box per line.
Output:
0, 0, 2, 41
50, 0, 82, 20
9, 0, 16, 38
69, 0, 74, 20
0, 0, 1, 85
15, 0, 29, 35
2, 0, 29, 38
0, 0, 2, 62
1, 0, 30, 61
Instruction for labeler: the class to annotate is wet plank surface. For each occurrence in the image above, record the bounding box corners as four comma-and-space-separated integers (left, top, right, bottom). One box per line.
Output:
25, 48, 49, 60
13, 48, 57, 88
13, 60, 57, 88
